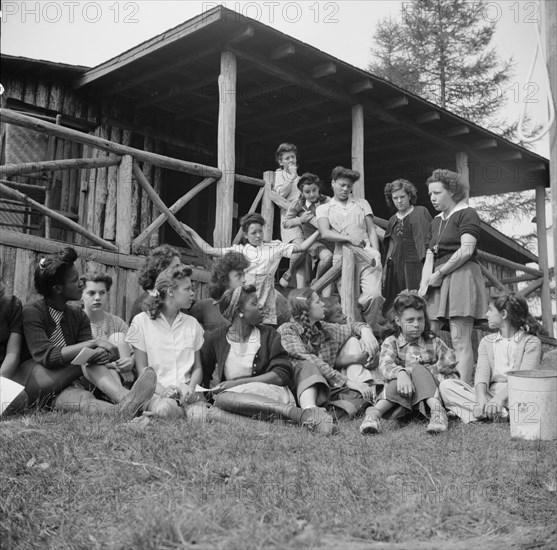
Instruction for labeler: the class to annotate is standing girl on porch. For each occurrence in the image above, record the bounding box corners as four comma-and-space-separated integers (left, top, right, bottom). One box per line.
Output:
12, 248, 156, 416
440, 291, 542, 423
419, 169, 488, 385
183, 213, 320, 326
382, 179, 432, 313
126, 264, 207, 419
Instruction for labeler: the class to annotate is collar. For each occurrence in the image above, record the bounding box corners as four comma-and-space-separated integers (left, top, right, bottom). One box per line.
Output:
493, 329, 523, 343
330, 196, 357, 208
435, 201, 468, 221
396, 206, 414, 220
396, 333, 426, 348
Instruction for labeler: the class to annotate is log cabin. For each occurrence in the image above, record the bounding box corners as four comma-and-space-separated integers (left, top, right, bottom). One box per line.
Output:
0, 5, 554, 347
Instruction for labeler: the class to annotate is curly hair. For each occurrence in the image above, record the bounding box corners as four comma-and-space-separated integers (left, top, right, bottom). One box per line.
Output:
425, 169, 469, 203
80, 270, 113, 292
297, 172, 322, 193
34, 247, 78, 297
143, 264, 192, 320
383, 291, 434, 340
138, 244, 181, 291
490, 291, 541, 335
384, 179, 418, 210
275, 142, 298, 164
331, 166, 360, 183
208, 252, 250, 301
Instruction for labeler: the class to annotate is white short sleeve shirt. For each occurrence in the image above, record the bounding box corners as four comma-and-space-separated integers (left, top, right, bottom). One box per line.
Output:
125, 312, 204, 387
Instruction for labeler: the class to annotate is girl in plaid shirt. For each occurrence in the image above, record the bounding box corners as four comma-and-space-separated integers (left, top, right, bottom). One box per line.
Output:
360, 291, 456, 435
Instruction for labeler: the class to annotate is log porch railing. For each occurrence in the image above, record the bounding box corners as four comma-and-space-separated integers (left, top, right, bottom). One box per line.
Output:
0, 108, 551, 332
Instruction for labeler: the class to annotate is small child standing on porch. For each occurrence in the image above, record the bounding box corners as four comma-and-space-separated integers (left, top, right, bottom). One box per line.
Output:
359, 291, 457, 435
440, 292, 542, 423
281, 173, 333, 294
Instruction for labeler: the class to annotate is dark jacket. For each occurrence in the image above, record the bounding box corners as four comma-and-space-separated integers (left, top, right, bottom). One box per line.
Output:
383, 205, 432, 263
200, 324, 293, 389
22, 298, 92, 368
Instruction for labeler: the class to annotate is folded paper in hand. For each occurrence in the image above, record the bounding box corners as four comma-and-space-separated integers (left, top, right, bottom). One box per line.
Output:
71, 348, 98, 366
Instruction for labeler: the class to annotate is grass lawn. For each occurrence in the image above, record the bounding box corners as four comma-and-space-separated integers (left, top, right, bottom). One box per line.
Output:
1, 411, 556, 550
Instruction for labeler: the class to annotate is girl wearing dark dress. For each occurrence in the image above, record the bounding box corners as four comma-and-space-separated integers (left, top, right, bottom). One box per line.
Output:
382, 179, 432, 313
419, 169, 488, 385
12, 247, 156, 416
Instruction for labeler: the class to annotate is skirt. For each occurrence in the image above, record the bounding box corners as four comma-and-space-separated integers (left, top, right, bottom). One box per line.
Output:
381, 364, 438, 420
223, 381, 296, 405
427, 261, 487, 321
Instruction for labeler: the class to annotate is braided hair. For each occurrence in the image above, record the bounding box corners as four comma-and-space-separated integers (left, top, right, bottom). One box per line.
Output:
288, 288, 324, 353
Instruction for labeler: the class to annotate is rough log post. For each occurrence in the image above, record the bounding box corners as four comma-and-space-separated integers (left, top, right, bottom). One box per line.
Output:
44, 114, 61, 239
214, 50, 237, 247
142, 136, 155, 235
116, 154, 134, 253
479, 263, 505, 292
340, 247, 356, 323
103, 125, 121, 240
456, 152, 470, 201
519, 278, 543, 298
262, 171, 275, 242
543, 0, 556, 333
93, 124, 109, 238
536, 184, 554, 336
311, 262, 342, 294
351, 104, 365, 199
0, 182, 118, 251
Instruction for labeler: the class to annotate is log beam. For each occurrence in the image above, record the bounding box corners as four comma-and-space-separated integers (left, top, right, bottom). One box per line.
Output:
0, 182, 118, 251
271, 43, 295, 60
0, 109, 221, 178
0, 156, 121, 177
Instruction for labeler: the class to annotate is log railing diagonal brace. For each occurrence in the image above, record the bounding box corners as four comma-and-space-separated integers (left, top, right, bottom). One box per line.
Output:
131, 162, 201, 253
132, 177, 217, 251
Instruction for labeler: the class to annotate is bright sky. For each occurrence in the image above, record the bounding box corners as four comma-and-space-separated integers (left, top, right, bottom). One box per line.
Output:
0, 0, 552, 159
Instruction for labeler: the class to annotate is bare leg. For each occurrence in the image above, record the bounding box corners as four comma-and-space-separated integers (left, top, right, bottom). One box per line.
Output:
82, 363, 128, 403
315, 246, 333, 297
299, 386, 319, 409
450, 316, 475, 385
280, 237, 306, 288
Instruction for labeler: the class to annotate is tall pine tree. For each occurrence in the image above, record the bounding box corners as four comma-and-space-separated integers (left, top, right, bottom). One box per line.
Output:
369, 0, 513, 127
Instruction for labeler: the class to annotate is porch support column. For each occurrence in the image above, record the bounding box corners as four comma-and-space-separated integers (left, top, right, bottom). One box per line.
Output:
456, 151, 470, 202
351, 104, 365, 199
116, 154, 133, 253
536, 184, 554, 336
214, 50, 237, 247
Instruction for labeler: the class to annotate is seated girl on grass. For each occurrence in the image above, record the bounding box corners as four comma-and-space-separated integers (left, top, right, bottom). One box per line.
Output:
81, 270, 135, 387
278, 288, 379, 420
201, 285, 335, 434
359, 291, 456, 435
183, 213, 320, 326
12, 247, 155, 418
126, 264, 207, 420
322, 296, 382, 389
440, 291, 542, 423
